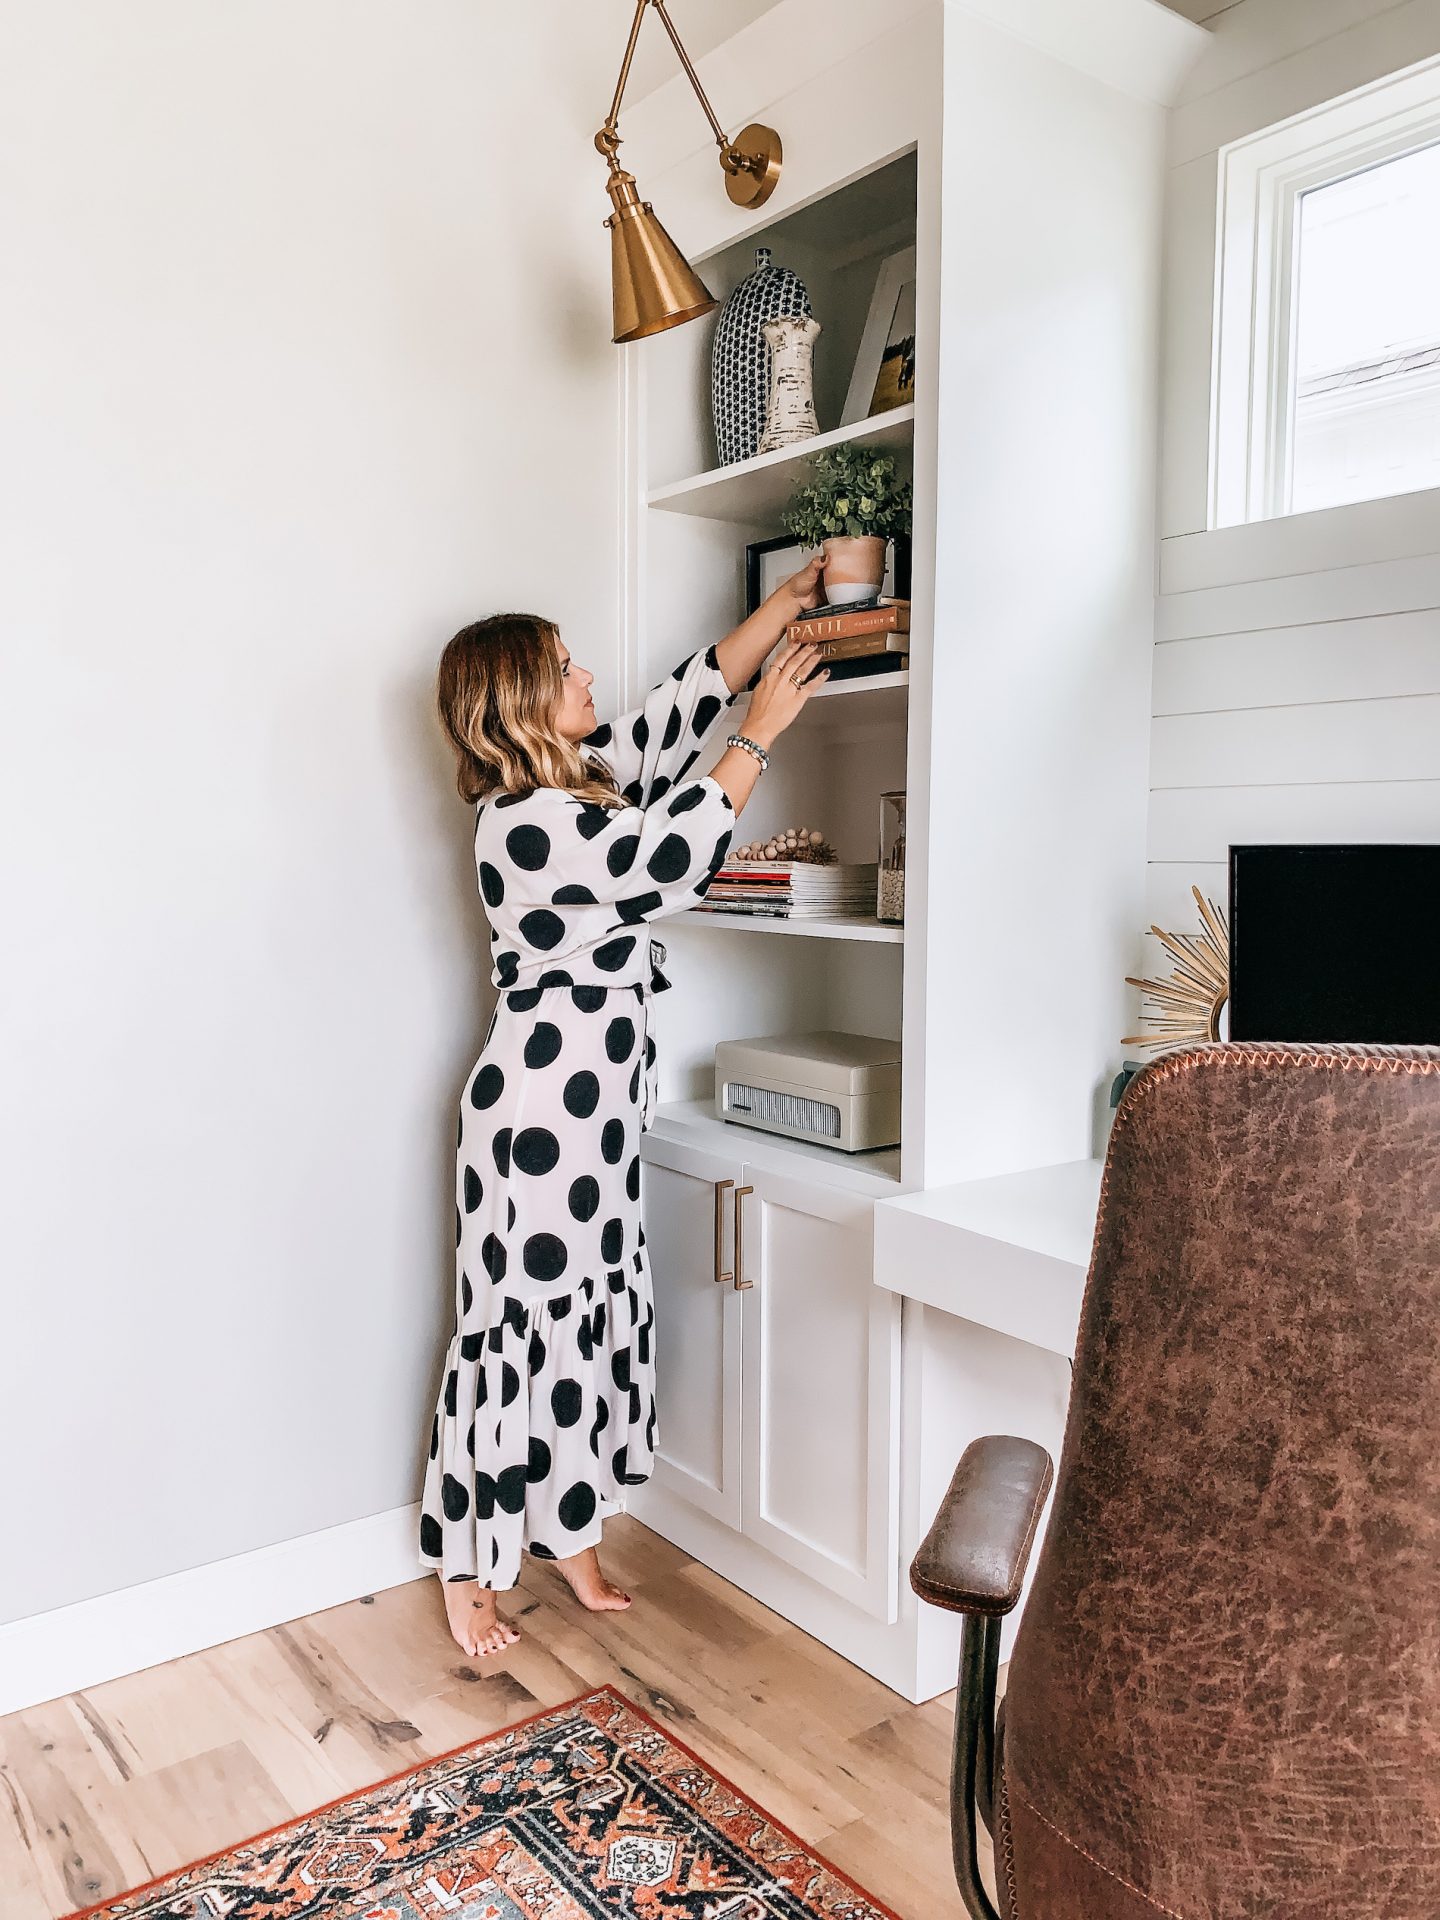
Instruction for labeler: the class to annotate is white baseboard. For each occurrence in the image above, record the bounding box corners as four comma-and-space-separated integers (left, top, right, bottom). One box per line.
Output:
0, 1502, 425, 1718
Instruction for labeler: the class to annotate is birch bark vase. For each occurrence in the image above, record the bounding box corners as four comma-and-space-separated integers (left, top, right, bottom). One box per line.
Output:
757, 315, 821, 454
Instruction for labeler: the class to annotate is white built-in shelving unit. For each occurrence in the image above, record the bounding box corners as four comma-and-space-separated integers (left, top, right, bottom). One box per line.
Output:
650, 1098, 902, 1196
805, 668, 908, 706
671, 910, 904, 944
647, 404, 916, 520
635, 142, 918, 1187
621, 0, 1207, 1702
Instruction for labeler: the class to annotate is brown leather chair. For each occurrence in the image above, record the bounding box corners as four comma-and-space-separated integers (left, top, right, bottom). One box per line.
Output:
912, 1042, 1440, 1920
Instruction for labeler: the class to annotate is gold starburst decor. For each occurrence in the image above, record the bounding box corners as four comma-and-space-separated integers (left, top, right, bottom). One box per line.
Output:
1124, 885, 1230, 1051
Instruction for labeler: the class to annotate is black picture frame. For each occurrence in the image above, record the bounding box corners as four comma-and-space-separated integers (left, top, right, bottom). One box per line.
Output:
745, 535, 804, 617
744, 531, 912, 616
892, 532, 912, 601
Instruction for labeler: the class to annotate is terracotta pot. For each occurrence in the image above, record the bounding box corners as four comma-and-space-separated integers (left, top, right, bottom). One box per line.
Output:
821, 534, 887, 605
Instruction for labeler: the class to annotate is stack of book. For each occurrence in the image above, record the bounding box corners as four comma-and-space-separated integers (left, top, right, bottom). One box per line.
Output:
786, 598, 910, 681
697, 861, 880, 922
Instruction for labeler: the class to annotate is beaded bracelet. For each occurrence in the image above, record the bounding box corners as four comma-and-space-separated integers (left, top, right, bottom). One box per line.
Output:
726, 733, 770, 772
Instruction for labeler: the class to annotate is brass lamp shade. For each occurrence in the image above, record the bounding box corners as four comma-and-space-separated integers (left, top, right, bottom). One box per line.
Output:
604, 168, 716, 344
595, 1, 779, 344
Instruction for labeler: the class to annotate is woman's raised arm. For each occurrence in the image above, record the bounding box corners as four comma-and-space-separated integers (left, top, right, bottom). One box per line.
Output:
711, 551, 826, 694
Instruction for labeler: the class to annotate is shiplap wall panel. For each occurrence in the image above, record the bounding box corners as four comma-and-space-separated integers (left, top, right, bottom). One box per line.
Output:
1153, 611, 1440, 713
1158, 554, 1440, 640
1145, 860, 1229, 932
1151, 779, 1440, 860
1171, 0, 1400, 108
1154, 692, 1440, 787
1169, 0, 1440, 163
1145, 0, 1440, 969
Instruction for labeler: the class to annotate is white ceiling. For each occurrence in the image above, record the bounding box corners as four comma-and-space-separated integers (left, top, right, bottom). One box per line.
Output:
624, 0, 1227, 101
1159, 0, 1238, 20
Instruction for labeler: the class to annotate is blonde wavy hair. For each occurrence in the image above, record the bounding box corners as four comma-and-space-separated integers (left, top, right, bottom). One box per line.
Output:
437, 613, 621, 809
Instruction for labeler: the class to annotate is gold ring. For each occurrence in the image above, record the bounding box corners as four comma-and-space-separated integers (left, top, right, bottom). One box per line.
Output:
790, 672, 804, 687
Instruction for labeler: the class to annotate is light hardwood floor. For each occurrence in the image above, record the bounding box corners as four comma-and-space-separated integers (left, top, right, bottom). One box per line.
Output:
0, 1518, 974, 1920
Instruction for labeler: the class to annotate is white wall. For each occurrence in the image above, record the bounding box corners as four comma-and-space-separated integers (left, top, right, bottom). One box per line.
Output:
927, 3, 1179, 1180
1148, 0, 1440, 936
0, 0, 623, 1625
625, 0, 789, 100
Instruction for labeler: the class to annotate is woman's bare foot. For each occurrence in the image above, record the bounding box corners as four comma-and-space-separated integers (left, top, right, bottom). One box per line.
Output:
439, 1574, 520, 1659
552, 1546, 632, 1611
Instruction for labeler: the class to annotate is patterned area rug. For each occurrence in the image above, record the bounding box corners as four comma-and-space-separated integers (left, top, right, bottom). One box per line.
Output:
64, 1685, 902, 1920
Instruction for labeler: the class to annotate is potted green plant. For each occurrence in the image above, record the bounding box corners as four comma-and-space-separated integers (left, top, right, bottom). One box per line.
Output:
781, 444, 913, 604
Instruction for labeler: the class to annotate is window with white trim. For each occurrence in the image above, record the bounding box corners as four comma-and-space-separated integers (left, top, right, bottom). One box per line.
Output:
1211, 52, 1440, 528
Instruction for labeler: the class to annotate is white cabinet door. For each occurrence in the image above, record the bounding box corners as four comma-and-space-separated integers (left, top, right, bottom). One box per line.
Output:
640, 1132, 744, 1527
737, 1164, 900, 1620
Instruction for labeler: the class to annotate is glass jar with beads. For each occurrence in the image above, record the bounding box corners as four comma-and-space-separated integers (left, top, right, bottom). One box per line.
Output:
878, 791, 906, 924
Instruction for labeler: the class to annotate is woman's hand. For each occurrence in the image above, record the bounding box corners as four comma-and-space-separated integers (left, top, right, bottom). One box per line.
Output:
773, 550, 827, 615
742, 641, 829, 749
708, 640, 827, 817
713, 551, 827, 695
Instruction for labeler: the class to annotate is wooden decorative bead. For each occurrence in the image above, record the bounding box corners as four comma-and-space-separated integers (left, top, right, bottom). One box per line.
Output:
728, 825, 838, 865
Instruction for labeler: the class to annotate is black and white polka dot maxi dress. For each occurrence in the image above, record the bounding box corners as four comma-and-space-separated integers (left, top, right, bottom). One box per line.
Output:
419, 645, 739, 1588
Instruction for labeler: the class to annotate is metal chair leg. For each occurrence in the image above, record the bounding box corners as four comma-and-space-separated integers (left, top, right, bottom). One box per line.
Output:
975, 1614, 1001, 1837
950, 1613, 1003, 1920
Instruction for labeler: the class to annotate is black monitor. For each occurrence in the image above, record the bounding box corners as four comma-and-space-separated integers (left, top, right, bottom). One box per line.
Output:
1228, 844, 1440, 1044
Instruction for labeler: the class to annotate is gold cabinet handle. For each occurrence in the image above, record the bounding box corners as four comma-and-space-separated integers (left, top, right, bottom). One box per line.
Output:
733, 1184, 754, 1290
713, 1178, 734, 1284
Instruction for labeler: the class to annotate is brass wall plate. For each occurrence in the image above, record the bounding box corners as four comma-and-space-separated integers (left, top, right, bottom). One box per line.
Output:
727, 123, 783, 208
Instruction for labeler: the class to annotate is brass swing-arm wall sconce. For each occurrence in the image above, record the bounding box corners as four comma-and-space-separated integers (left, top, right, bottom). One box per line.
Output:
597, 0, 783, 343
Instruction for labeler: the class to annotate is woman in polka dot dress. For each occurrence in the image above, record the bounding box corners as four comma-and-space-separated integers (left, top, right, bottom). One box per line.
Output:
421, 558, 829, 1658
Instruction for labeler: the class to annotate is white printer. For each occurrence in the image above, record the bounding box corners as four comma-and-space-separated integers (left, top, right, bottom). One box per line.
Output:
714, 1030, 902, 1152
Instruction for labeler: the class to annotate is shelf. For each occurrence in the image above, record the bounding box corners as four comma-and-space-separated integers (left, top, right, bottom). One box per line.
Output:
801, 668, 909, 726
807, 667, 908, 701
873, 1159, 1105, 1358
647, 406, 916, 525
650, 1098, 902, 1194
673, 910, 902, 943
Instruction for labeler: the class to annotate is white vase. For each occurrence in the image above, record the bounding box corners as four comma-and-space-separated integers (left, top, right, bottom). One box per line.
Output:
757, 314, 821, 454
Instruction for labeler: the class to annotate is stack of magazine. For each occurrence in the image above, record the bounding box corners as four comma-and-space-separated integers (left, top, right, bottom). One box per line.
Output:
697, 860, 880, 922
